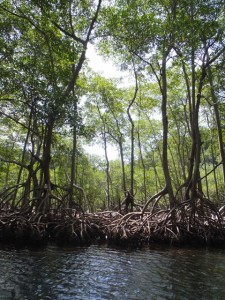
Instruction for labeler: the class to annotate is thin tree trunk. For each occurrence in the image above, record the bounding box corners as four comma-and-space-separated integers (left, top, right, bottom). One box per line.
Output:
37, 115, 54, 212
103, 128, 111, 209
161, 52, 175, 209
201, 147, 210, 199
207, 62, 225, 186
69, 124, 77, 204
127, 60, 138, 211
206, 113, 220, 203
137, 127, 147, 203
12, 103, 33, 207
190, 67, 207, 201
69, 95, 78, 206
118, 139, 127, 193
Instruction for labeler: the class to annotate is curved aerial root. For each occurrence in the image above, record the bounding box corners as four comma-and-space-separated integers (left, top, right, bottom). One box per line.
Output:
0, 200, 224, 247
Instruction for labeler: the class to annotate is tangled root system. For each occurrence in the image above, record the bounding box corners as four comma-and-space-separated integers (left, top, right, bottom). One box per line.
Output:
0, 199, 225, 248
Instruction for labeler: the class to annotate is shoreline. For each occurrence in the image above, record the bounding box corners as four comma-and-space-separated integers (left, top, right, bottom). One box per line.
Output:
0, 207, 224, 249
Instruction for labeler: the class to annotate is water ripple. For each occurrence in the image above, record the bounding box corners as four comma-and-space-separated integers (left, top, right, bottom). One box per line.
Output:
0, 245, 225, 299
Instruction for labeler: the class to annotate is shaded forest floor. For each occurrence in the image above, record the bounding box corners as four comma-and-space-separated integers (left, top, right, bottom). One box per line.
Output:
0, 200, 225, 248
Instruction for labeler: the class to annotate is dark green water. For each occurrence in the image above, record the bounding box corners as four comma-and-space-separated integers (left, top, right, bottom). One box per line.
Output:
0, 243, 225, 299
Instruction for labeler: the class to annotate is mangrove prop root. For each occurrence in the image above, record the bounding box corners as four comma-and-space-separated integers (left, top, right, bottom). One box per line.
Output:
0, 200, 225, 247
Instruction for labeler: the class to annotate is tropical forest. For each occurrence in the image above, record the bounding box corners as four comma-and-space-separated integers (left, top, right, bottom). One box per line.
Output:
0, 0, 225, 248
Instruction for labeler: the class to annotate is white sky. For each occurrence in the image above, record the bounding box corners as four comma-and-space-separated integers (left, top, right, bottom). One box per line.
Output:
83, 44, 126, 160
86, 44, 119, 78
86, 44, 132, 86
83, 143, 119, 161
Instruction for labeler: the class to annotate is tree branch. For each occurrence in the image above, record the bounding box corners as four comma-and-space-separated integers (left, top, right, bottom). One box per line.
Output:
198, 161, 222, 182
51, 21, 85, 45
0, 157, 28, 169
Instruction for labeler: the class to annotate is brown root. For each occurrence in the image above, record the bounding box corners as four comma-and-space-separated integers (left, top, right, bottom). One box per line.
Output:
0, 196, 224, 248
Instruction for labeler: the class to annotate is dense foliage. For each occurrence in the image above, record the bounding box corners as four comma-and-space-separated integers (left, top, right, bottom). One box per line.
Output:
0, 0, 225, 214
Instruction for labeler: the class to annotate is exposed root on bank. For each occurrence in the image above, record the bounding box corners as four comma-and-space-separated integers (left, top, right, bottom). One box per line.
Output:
106, 198, 225, 247
0, 198, 225, 248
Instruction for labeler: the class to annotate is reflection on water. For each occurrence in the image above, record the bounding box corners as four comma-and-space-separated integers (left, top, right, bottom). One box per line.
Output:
0, 243, 225, 299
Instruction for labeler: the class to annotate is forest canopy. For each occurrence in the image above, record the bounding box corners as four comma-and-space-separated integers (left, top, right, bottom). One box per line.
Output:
0, 0, 225, 215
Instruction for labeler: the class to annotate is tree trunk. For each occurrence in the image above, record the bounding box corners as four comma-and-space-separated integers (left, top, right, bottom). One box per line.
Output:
207, 63, 225, 186
137, 127, 147, 203
127, 61, 138, 211
38, 115, 54, 212
190, 68, 207, 202
161, 52, 175, 209
118, 138, 127, 193
69, 96, 78, 207
69, 124, 77, 205
103, 128, 111, 210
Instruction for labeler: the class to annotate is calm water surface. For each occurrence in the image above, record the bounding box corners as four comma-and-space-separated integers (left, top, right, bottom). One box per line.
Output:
0, 243, 225, 299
